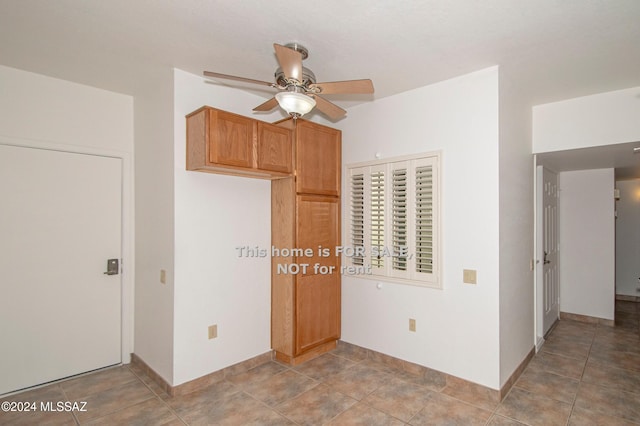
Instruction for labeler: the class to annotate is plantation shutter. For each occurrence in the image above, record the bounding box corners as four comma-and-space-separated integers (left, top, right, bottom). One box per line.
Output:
346, 153, 439, 287
370, 166, 385, 273
415, 165, 433, 273
390, 162, 410, 279
349, 169, 365, 267
413, 157, 438, 282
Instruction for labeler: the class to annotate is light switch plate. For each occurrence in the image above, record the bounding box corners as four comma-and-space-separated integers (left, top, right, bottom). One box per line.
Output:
463, 269, 477, 284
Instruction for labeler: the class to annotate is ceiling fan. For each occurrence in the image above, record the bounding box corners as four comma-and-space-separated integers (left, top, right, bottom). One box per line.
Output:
203, 43, 374, 120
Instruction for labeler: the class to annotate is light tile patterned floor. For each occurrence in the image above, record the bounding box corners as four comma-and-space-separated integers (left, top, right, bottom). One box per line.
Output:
1, 300, 638, 425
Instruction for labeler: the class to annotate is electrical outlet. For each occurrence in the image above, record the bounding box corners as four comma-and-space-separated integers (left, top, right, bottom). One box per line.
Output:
409, 318, 416, 332
208, 324, 218, 339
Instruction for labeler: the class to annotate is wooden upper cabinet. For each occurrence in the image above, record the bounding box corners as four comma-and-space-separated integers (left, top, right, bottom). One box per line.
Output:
186, 106, 293, 178
257, 122, 293, 174
210, 109, 255, 168
295, 120, 341, 196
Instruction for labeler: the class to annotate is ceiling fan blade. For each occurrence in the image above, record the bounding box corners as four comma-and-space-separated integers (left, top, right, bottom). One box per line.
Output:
273, 43, 303, 82
253, 97, 279, 112
203, 71, 275, 88
313, 95, 346, 120
310, 79, 374, 95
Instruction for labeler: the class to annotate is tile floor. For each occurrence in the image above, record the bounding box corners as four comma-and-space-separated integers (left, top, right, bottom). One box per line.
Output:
1, 300, 639, 425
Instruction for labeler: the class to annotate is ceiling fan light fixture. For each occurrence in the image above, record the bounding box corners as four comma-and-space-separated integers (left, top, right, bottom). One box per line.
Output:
204, 42, 373, 120
275, 91, 316, 118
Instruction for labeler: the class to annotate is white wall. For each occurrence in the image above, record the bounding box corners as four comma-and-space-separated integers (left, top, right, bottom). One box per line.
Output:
0, 65, 133, 151
532, 86, 640, 153
559, 169, 615, 320
337, 67, 501, 389
0, 64, 135, 364
133, 65, 176, 383
615, 179, 640, 297
498, 66, 534, 387
172, 69, 283, 385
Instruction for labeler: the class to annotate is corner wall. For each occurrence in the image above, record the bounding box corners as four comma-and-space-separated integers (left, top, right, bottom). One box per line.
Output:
172, 69, 283, 385
133, 65, 176, 383
337, 67, 501, 389
497, 66, 535, 387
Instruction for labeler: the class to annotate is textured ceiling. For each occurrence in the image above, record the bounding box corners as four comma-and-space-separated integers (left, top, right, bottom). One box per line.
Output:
1, 0, 639, 108
1, 1, 639, 176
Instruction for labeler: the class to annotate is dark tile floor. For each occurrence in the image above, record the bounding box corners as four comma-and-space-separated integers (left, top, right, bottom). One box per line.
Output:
2, 300, 639, 425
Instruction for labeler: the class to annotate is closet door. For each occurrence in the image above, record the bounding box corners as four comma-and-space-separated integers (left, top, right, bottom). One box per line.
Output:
295, 121, 341, 196
295, 195, 340, 354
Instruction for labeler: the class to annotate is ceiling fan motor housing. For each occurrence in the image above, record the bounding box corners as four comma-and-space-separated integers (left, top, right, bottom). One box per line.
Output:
275, 43, 316, 91
275, 66, 317, 90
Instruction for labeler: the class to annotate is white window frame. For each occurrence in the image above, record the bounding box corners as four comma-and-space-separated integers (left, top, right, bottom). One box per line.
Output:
346, 151, 441, 288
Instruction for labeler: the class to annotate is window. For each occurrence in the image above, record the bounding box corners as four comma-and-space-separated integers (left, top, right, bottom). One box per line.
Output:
347, 152, 440, 287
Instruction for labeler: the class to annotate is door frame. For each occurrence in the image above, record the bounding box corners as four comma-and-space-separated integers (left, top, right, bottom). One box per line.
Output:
0, 135, 134, 365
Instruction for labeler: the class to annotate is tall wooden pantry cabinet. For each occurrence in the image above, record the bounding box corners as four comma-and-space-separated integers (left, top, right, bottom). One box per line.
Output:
271, 119, 341, 365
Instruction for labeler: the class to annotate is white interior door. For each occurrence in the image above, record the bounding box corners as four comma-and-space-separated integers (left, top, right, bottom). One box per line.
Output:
0, 145, 122, 395
537, 166, 560, 336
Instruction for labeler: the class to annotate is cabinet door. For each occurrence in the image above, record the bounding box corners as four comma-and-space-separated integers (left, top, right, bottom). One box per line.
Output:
296, 121, 341, 196
295, 195, 340, 354
209, 110, 255, 168
257, 122, 293, 173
